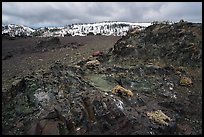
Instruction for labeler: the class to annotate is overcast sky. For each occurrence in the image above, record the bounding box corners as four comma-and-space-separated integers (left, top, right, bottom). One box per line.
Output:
2, 2, 202, 28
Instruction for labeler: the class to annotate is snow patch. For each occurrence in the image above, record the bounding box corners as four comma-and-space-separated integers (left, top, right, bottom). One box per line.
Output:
2, 21, 151, 37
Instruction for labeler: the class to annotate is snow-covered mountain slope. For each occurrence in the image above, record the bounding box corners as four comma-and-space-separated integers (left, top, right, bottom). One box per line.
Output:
2, 21, 151, 37
2, 24, 35, 37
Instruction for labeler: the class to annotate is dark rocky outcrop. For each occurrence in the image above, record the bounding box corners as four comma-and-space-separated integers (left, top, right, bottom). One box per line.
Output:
111, 21, 202, 67
2, 21, 202, 135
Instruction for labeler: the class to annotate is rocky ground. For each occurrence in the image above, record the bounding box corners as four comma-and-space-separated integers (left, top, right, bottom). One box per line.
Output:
2, 21, 202, 135
2, 35, 120, 90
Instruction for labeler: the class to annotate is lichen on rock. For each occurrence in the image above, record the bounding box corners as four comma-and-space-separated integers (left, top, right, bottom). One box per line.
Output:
179, 76, 193, 86
112, 85, 133, 97
146, 110, 172, 126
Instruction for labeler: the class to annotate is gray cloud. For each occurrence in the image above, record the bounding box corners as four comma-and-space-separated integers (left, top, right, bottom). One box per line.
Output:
2, 2, 202, 28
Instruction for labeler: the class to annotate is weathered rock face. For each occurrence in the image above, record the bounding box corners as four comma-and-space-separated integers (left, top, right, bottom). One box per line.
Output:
2, 21, 202, 135
2, 60, 202, 135
111, 21, 202, 67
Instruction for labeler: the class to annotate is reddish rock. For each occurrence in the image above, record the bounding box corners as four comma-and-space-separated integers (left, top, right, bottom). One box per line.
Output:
92, 51, 103, 57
